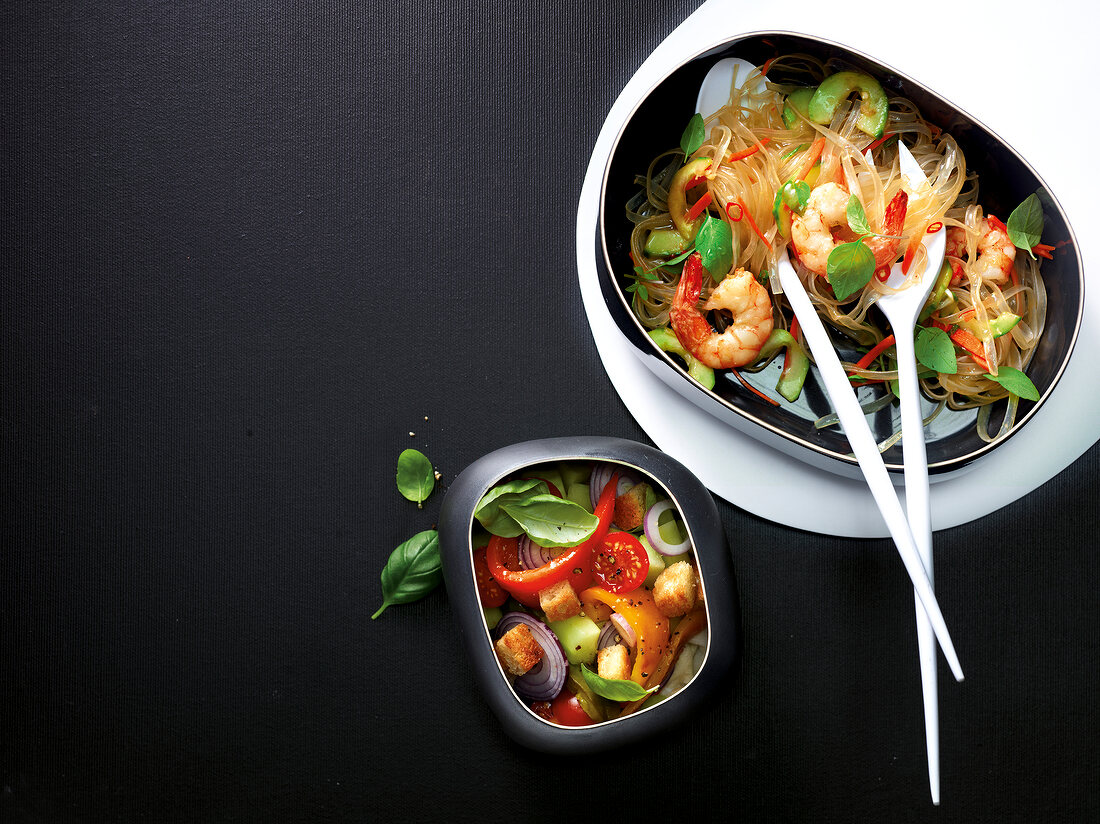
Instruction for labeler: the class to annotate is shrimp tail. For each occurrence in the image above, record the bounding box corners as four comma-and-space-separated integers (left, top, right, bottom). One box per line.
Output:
869, 189, 909, 267
669, 253, 712, 354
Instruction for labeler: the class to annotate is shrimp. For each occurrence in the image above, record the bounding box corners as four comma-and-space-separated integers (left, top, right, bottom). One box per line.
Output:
790, 181, 908, 277
944, 216, 1016, 286
669, 252, 773, 369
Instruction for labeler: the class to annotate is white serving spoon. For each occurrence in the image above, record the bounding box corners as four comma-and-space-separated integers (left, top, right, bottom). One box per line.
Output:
872, 143, 947, 804
694, 56, 766, 116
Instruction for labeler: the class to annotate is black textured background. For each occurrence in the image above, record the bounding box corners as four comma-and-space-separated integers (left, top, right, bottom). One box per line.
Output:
3, 3, 1098, 822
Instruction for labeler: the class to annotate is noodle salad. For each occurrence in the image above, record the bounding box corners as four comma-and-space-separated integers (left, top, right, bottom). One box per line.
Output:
624, 55, 1058, 444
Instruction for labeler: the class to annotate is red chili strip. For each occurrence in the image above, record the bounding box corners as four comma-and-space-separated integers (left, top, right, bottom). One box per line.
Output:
1033, 242, 1055, 260
728, 198, 772, 249
853, 334, 896, 372
927, 221, 943, 233
729, 367, 780, 406
685, 191, 713, 222
863, 132, 895, 154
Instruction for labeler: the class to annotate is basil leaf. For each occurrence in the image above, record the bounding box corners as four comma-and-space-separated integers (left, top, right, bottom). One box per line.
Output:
846, 195, 873, 236
696, 215, 733, 278
826, 240, 875, 301
473, 479, 549, 537
499, 494, 599, 548
372, 530, 441, 619
915, 326, 957, 374
680, 113, 705, 157
985, 366, 1040, 401
580, 663, 658, 702
1006, 193, 1045, 259
396, 448, 435, 507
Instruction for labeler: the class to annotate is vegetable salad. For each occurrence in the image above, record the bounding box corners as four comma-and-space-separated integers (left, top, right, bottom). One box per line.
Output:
472, 460, 708, 726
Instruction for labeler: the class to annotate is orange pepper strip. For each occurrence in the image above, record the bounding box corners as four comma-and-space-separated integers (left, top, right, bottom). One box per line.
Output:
726, 137, 770, 163
729, 367, 780, 406
580, 586, 670, 690
795, 136, 825, 181
685, 191, 713, 223
931, 320, 990, 370
619, 606, 708, 717
901, 226, 925, 275
578, 589, 613, 623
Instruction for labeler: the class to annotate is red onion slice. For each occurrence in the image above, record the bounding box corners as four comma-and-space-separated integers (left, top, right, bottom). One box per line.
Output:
609, 613, 637, 648
493, 612, 567, 701
643, 499, 692, 556
588, 463, 644, 509
596, 620, 621, 650
517, 534, 555, 569
588, 463, 616, 510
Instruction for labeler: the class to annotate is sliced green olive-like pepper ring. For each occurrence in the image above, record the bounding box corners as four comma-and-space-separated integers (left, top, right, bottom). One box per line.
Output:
666, 157, 713, 239
808, 71, 889, 139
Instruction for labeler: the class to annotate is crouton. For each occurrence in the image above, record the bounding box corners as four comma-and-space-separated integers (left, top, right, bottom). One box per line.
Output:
613, 482, 651, 531
538, 579, 582, 622
597, 643, 632, 681
495, 623, 544, 676
652, 560, 697, 617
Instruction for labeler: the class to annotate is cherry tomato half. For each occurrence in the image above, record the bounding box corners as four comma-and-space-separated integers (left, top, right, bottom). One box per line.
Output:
550, 690, 596, 726
592, 531, 649, 594
473, 546, 508, 608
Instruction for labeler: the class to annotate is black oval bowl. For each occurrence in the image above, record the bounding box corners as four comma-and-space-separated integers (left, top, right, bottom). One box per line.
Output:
438, 436, 739, 754
597, 31, 1083, 480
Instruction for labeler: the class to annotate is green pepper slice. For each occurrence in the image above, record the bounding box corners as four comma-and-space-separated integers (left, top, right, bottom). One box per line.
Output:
808, 70, 889, 139
648, 328, 715, 389
782, 87, 814, 129
771, 180, 810, 239
756, 329, 810, 402
666, 157, 712, 240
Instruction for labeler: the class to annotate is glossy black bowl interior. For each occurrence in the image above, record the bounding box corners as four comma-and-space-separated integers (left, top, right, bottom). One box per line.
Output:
438, 436, 739, 754
598, 32, 1083, 478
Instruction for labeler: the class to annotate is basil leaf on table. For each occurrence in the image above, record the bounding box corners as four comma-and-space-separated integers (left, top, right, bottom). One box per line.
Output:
498, 494, 599, 548
985, 366, 1040, 401
915, 326, 957, 374
396, 448, 435, 507
372, 529, 442, 619
580, 663, 658, 702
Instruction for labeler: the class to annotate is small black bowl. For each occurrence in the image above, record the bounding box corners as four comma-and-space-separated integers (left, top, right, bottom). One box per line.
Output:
438, 436, 739, 754
597, 31, 1083, 480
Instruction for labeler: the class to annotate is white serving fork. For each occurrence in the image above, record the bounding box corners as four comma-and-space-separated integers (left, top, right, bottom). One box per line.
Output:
871, 142, 948, 803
